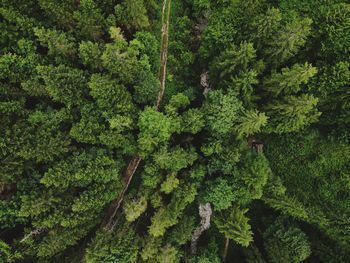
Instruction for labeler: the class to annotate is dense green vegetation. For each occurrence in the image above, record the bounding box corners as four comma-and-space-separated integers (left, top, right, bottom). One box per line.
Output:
1, 0, 349, 262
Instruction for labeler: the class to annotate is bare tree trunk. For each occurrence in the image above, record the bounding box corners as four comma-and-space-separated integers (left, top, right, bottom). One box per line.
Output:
200, 71, 211, 96
20, 228, 47, 243
222, 238, 230, 262
191, 203, 212, 254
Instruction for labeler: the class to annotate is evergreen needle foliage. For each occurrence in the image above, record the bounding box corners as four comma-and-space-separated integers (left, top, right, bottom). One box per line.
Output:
0, 0, 349, 262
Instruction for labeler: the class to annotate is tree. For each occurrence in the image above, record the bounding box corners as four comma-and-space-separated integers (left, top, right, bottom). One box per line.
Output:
38, 0, 76, 28
134, 31, 159, 73
264, 62, 317, 96
160, 173, 180, 194
157, 245, 180, 263
264, 130, 350, 248
214, 206, 253, 247
201, 139, 242, 175
88, 73, 135, 116
138, 107, 180, 156
232, 152, 272, 205
86, 221, 139, 263
188, 239, 221, 263
227, 70, 259, 106
115, 0, 150, 31
0, 240, 11, 262
19, 149, 124, 257
311, 61, 350, 125
149, 183, 197, 237
214, 41, 256, 81
263, 219, 311, 263
265, 94, 320, 133
36, 65, 87, 107
101, 27, 141, 85
318, 3, 350, 60
153, 146, 197, 173
267, 17, 312, 64
202, 90, 242, 136
168, 215, 196, 245
34, 27, 76, 60
181, 108, 205, 134
201, 178, 234, 211
74, 0, 105, 40
234, 109, 268, 138
78, 41, 103, 70
124, 195, 148, 222
252, 7, 282, 50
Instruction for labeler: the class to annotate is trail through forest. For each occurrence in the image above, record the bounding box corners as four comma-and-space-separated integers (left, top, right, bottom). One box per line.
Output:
101, 0, 172, 231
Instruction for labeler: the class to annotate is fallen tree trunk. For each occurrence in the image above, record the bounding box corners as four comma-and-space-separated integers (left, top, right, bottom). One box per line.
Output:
101, 155, 141, 230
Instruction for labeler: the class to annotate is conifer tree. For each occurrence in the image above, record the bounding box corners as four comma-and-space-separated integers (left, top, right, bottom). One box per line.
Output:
1, 0, 350, 261
235, 109, 268, 138
214, 207, 253, 247
115, 0, 150, 31
264, 62, 317, 96
265, 94, 320, 133
267, 17, 312, 64
263, 219, 311, 263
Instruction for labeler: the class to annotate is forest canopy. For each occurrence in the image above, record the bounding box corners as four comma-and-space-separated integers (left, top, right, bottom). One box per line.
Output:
1, 0, 350, 262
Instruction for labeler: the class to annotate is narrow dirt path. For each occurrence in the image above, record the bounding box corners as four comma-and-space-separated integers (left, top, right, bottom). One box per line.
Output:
156, 0, 171, 110
101, 0, 172, 231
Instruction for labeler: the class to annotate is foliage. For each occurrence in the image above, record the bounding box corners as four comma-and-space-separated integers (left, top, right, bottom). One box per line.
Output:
265, 94, 320, 133
202, 178, 234, 211
263, 219, 311, 263
264, 63, 317, 96
214, 207, 253, 247
86, 223, 139, 263
115, 0, 150, 31
234, 109, 268, 138
1, 0, 350, 262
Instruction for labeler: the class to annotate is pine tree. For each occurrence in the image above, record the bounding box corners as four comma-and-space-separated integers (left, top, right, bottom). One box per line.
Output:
34, 27, 76, 59
214, 206, 253, 247
202, 90, 242, 136
263, 218, 311, 263
74, 0, 105, 40
265, 94, 321, 133
37, 0, 77, 28
253, 7, 282, 50
267, 17, 312, 64
215, 41, 256, 81
318, 3, 350, 59
234, 109, 268, 138
264, 62, 317, 96
311, 61, 350, 124
202, 178, 234, 211
115, 0, 150, 31
86, 221, 140, 263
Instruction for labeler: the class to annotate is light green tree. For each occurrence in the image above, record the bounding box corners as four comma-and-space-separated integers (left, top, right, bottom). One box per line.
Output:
265, 94, 321, 133
264, 62, 318, 96
267, 17, 312, 64
235, 109, 268, 138
214, 206, 253, 247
